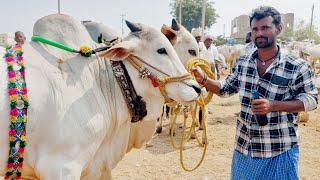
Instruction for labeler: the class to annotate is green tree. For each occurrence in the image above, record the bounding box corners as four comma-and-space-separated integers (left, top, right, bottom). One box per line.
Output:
170, 0, 219, 31
294, 20, 320, 44
279, 27, 294, 42
215, 35, 226, 46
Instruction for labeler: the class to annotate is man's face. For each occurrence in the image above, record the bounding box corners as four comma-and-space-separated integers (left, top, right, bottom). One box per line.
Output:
204, 39, 213, 48
195, 36, 201, 43
251, 16, 282, 49
15, 33, 26, 44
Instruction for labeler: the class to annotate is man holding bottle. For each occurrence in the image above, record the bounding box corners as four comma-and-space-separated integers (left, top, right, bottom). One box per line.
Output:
192, 6, 318, 180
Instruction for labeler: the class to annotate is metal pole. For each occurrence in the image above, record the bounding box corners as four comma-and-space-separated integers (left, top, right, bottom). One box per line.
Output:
201, 0, 206, 36
58, 0, 61, 14
121, 14, 126, 37
309, 4, 314, 41
179, 0, 183, 24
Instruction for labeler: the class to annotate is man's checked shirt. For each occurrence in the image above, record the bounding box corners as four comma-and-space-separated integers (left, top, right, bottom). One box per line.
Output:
220, 47, 318, 158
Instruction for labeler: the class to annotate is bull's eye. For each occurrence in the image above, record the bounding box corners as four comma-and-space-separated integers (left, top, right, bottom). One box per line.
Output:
157, 48, 167, 55
188, 49, 197, 56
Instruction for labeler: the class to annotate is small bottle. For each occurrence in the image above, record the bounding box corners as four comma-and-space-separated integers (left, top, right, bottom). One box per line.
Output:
252, 89, 268, 126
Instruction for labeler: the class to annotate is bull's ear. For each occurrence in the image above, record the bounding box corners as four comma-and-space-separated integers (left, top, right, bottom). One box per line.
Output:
98, 41, 134, 60
98, 33, 103, 43
161, 24, 177, 45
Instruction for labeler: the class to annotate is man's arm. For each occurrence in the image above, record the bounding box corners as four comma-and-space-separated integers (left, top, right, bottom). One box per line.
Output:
252, 99, 305, 114
192, 59, 240, 97
252, 62, 318, 114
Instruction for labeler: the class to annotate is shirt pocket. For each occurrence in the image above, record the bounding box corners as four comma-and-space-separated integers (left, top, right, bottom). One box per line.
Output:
269, 75, 291, 100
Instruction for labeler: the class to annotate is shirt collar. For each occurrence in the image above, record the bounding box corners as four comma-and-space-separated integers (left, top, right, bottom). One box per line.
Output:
250, 45, 283, 65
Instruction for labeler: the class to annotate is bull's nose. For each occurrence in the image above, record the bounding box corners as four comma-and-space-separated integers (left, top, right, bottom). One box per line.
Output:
191, 85, 202, 94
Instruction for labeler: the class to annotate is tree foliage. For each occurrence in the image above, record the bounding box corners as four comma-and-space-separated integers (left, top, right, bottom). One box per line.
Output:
170, 0, 219, 31
279, 20, 320, 44
294, 20, 320, 44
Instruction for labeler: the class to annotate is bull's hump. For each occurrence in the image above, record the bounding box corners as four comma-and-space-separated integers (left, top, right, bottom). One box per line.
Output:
33, 14, 94, 49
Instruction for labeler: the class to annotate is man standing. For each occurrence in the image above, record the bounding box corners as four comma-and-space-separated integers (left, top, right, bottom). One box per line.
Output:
192, 6, 318, 179
201, 34, 221, 79
191, 27, 205, 52
14, 31, 26, 46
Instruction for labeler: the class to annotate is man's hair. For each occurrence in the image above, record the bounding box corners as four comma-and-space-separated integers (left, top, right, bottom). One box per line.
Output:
249, 6, 281, 26
15, 31, 25, 37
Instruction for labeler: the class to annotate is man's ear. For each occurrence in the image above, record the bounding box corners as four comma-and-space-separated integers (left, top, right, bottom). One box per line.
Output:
98, 41, 135, 61
276, 23, 283, 35
161, 25, 177, 45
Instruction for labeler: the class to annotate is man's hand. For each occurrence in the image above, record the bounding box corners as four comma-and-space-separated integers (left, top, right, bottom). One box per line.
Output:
251, 98, 274, 114
191, 66, 205, 83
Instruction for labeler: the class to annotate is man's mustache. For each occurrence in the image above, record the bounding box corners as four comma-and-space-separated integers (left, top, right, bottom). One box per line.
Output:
255, 36, 268, 41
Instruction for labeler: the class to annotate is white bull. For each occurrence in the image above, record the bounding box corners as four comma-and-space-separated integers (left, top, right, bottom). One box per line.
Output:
218, 44, 245, 69
0, 14, 200, 179
158, 19, 203, 134
301, 44, 320, 74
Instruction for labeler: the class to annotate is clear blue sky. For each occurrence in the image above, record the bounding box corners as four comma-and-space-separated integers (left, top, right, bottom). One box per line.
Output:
0, 0, 319, 39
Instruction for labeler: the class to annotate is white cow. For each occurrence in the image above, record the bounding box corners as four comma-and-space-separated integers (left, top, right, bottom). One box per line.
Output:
158, 19, 203, 134
218, 44, 246, 69
301, 44, 320, 73
0, 14, 200, 179
161, 19, 199, 67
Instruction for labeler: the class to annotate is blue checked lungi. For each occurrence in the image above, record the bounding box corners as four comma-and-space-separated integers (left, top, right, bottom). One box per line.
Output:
231, 147, 299, 180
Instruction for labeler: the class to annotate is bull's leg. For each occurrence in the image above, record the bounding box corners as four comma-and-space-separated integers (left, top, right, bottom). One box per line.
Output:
198, 109, 203, 130
99, 169, 112, 180
35, 156, 82, 180
81, 165, 112, 180
156, 105, 165, 133
165, 105, 170, 119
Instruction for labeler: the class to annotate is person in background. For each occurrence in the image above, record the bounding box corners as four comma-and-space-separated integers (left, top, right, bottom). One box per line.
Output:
201, 34, 221, 79
14, 31, 26, 46
192, 6, 318, 180
191, 27, 204, 52
244, 31, 257, 55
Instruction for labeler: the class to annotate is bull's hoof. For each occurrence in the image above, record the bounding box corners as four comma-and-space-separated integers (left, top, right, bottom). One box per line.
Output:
156, 126, 162, 134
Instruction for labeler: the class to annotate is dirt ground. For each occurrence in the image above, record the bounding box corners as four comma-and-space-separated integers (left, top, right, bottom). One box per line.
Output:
1, 83, 318, 180
113, 93, 320, 180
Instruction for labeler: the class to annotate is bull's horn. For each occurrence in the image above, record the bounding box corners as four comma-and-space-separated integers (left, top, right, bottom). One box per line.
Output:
125, 20, 142, 33
171, 19, 180, 31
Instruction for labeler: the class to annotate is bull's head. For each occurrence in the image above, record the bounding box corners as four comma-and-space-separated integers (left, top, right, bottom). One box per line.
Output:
161, 19, 199, 67
99, 20, 201, 104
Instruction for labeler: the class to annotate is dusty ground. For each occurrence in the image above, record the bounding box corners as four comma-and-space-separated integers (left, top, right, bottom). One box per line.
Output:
113, 93, 320, 180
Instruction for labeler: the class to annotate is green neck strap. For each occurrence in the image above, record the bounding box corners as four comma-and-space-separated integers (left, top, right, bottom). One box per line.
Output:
31, 35, 116, 57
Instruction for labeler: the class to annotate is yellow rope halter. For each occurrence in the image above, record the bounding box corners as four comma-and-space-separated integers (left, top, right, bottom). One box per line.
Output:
169, 57, 215, 171
187, 57, 216, 104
